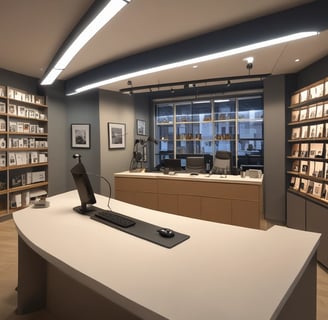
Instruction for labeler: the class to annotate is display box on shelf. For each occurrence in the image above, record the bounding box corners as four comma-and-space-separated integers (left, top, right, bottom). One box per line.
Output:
0, 152, 6, 167
31, 171, 46, 183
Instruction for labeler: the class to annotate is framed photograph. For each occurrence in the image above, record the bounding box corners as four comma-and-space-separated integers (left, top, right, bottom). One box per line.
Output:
71, 123, 91, 149
136, 119, 146, 135
108, 122, 125, 149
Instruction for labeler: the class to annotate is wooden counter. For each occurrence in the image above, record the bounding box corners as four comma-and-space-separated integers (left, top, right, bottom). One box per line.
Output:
115, 171, 263, 228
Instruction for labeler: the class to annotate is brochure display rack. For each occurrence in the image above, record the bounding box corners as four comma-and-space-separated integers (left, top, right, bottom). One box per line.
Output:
287, 77, 328, 267
0, 86, 48, 217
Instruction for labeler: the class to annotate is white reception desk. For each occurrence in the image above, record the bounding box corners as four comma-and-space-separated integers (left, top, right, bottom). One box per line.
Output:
14, 191, 320, 320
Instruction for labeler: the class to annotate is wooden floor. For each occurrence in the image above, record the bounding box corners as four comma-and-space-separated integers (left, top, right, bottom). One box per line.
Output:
1, 218, 327, 320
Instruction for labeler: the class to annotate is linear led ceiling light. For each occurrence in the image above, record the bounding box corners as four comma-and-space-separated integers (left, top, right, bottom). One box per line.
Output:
41, 0, 130, 85
69, 31, 319, 95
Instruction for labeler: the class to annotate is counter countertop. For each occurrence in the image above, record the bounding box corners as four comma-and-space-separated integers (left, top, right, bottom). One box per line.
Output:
115, 170, 263, 185
14, 191, 319, 320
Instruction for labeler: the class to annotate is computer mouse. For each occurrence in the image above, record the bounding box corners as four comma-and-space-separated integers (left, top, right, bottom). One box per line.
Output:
158, 228, 175, 238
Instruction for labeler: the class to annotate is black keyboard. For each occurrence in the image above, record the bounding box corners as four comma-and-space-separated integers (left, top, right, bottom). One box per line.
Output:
92, 210, 136, 228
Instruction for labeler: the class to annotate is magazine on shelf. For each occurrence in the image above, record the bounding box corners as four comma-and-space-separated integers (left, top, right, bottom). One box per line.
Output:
308, 161, 316, 176
314, 161, 324, 178
292, 160, 300, 172
291, 110, 300, 122
316, 124, 324, 138
321, 184, 328, 200
301, 125, 308, 138
324, 103, 328, 117
300, 143, 309, 157
299, 178, 308, 192
310, 83, 324, 99
316, 104, 323, 118
290, 176, 296, 187
309, 125, 317, 138
307, 180, 315, 194
300, 90, 308, 102
308, 105, 317, 119
291, 144, 300, 157
299, 108, 308, 121
292, 127, 301, 139
293, 177, 301, 190
313, 182, 322, 198
300, 160, 308, 174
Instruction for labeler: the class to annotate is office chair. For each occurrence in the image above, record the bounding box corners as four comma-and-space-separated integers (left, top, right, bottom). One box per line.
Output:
211, 151, 232, 174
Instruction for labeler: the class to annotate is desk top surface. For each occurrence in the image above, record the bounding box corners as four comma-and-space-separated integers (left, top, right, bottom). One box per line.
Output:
115, 170, 263, 185
14, 191, 319, 320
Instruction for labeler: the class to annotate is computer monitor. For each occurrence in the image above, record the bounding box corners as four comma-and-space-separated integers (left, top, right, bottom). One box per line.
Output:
185, 156, 206, 173
71, 155, 96, 214
163, 158, 182, 171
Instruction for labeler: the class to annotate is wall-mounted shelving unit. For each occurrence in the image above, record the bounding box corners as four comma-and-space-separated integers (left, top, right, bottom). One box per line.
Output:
286, 77, 328, 268
0, 85, 48, 217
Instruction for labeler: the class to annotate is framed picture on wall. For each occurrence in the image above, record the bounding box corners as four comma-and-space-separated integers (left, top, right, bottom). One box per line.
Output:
108, 122, 125, 149
136, 119, 146, 135
71, 123, 91, 149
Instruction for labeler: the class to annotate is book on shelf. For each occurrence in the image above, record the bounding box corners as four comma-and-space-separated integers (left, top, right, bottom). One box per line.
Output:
0, 152, 6, 167
0, 118, 6, 132
310, 83, 324, 99
299, 178, 308, 192
316, 124, 324, 138
301, 125, 308, 138
299, 108, 308, 121
293, 177, 301, 190
291, 144, 300, 157
291, 110, 299, 122
316, 104, 323, 118
300, 143, 309, 157
291, 127, 300, 139
289, 176, 296, 187
292, 160, 300, 172
8, 104, 17, 115
314, 161, 324, 178
325, 163, 328, 179
309, 125, 316, 138
300, 160, 308, 174
307, 180, 314, 194
291, 93, 300, 105
309, 143, 323, 158
321, 184, 328, 200
324, 103, 328, 117
0, 138, 6, 149
308, 161, 316, 176
0, 102, 5, 113
308, 105, 316, 119
313, 182, 322, 198
300, 90, 308, 102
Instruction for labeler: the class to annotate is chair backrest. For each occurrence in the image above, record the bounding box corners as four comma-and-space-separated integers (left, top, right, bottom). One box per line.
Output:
211, 151, 232, 174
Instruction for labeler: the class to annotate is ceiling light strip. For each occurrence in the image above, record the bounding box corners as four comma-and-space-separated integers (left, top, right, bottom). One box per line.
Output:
69, 31, 318, 95
41, 0, 130, 85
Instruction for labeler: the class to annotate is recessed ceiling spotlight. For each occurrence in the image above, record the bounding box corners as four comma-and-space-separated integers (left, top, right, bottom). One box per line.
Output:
192, 65, 198, 69
295, 58, 301, 63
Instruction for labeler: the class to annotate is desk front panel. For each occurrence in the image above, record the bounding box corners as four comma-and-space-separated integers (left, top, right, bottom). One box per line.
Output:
115, 174, 262, 228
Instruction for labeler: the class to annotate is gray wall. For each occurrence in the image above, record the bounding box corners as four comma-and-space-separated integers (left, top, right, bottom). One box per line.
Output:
99, 90, 135, 198
66, 90, 100, 193
263, 75, 287, 223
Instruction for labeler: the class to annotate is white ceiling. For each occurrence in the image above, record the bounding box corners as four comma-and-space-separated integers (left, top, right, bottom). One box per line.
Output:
1, 0, 327, 93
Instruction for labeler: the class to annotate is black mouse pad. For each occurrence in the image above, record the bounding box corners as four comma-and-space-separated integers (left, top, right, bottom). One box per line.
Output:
90, 209, 190, 248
